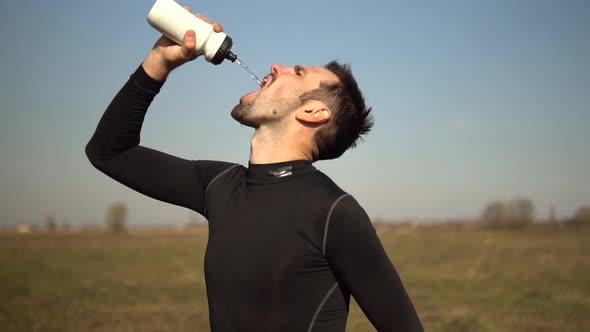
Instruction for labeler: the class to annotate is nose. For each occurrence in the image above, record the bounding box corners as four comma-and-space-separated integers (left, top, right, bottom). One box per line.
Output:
270, 64, 292, 75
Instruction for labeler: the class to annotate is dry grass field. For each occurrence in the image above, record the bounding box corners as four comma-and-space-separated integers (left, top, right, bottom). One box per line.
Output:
1, 225, 588, 331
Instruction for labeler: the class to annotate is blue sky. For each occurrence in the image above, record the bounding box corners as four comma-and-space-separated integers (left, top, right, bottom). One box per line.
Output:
1, 0, 588, 226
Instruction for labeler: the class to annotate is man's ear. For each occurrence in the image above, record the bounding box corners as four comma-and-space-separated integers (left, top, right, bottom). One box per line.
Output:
295, 101, 331, 125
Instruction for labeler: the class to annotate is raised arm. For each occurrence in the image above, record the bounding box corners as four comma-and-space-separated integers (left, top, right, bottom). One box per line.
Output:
325, 196, 423, 331
85, 8, 232, 215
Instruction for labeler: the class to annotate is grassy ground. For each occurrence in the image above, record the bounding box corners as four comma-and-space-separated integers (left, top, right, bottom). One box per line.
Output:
1, 226, 588, 331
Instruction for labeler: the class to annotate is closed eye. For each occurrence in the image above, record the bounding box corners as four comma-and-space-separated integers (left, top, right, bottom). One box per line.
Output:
294, 65, 304, 76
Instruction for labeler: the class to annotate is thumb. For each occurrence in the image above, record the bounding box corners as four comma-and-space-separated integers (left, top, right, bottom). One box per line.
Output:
181, 30, 197, 59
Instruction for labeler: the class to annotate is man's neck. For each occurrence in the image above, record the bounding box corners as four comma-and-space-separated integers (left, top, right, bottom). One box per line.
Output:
249, 127, 312, 164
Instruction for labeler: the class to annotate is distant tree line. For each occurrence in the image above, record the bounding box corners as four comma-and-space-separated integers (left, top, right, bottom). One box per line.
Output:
46, 216, 56, 232
567, 206, 590, 227
481, 198, 590, 230
481, 198, 535, 230
106, 202, 128, 233
40, 202, 129, 233
38, 200, 589, 233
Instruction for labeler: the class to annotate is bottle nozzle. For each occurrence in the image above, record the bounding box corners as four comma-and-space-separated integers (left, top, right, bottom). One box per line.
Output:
225, 51, 237, 63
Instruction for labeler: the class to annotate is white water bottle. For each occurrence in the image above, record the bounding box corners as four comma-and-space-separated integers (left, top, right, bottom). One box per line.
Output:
146, 0, 237, 65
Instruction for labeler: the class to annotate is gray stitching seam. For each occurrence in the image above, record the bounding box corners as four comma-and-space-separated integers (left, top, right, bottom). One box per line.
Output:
322, 194, 350, 255
203, 164, 240, 216
307, 282, 339, 332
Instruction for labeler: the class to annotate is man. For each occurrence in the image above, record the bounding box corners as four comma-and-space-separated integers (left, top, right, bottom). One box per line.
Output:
86, 6, 423, 332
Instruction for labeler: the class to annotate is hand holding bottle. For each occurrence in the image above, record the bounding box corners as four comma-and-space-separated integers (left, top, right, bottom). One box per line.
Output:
142, 4, 224, 81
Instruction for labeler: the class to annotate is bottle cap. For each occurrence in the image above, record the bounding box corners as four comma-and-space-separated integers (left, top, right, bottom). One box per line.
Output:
211, 36, 234, 65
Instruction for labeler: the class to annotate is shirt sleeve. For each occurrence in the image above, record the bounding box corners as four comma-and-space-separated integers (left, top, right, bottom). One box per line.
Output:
85, 64, 235, 215
325, 195, 423, 331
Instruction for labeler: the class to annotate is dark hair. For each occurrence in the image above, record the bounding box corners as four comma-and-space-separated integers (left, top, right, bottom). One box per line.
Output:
299, 61, 374, 160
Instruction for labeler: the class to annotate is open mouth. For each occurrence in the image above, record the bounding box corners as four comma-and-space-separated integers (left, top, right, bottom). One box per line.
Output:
239, 74, 275, 104
259, 74, 274, 90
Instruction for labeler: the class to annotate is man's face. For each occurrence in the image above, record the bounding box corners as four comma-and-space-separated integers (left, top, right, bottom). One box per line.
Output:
231, 64, 339, 128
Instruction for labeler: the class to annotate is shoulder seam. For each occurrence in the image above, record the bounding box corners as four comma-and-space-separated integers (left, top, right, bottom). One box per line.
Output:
322, 193, 351, 256
203, 164, 240, 216
204, 164, 240, 196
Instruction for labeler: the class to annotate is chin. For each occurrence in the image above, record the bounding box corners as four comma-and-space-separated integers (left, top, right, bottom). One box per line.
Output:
231, 104, 258, 128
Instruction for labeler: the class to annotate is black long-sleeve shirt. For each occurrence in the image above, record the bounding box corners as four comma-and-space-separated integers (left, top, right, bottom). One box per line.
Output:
85, 64, 423, 332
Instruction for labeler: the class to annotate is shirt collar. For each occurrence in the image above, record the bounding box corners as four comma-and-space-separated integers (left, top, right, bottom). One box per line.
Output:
246, 160, 316, 184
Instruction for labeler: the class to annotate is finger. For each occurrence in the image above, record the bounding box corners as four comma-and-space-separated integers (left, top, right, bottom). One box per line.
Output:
181, 30, 196, 58
183, 5, 191, 12
213, 23, 224, 33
